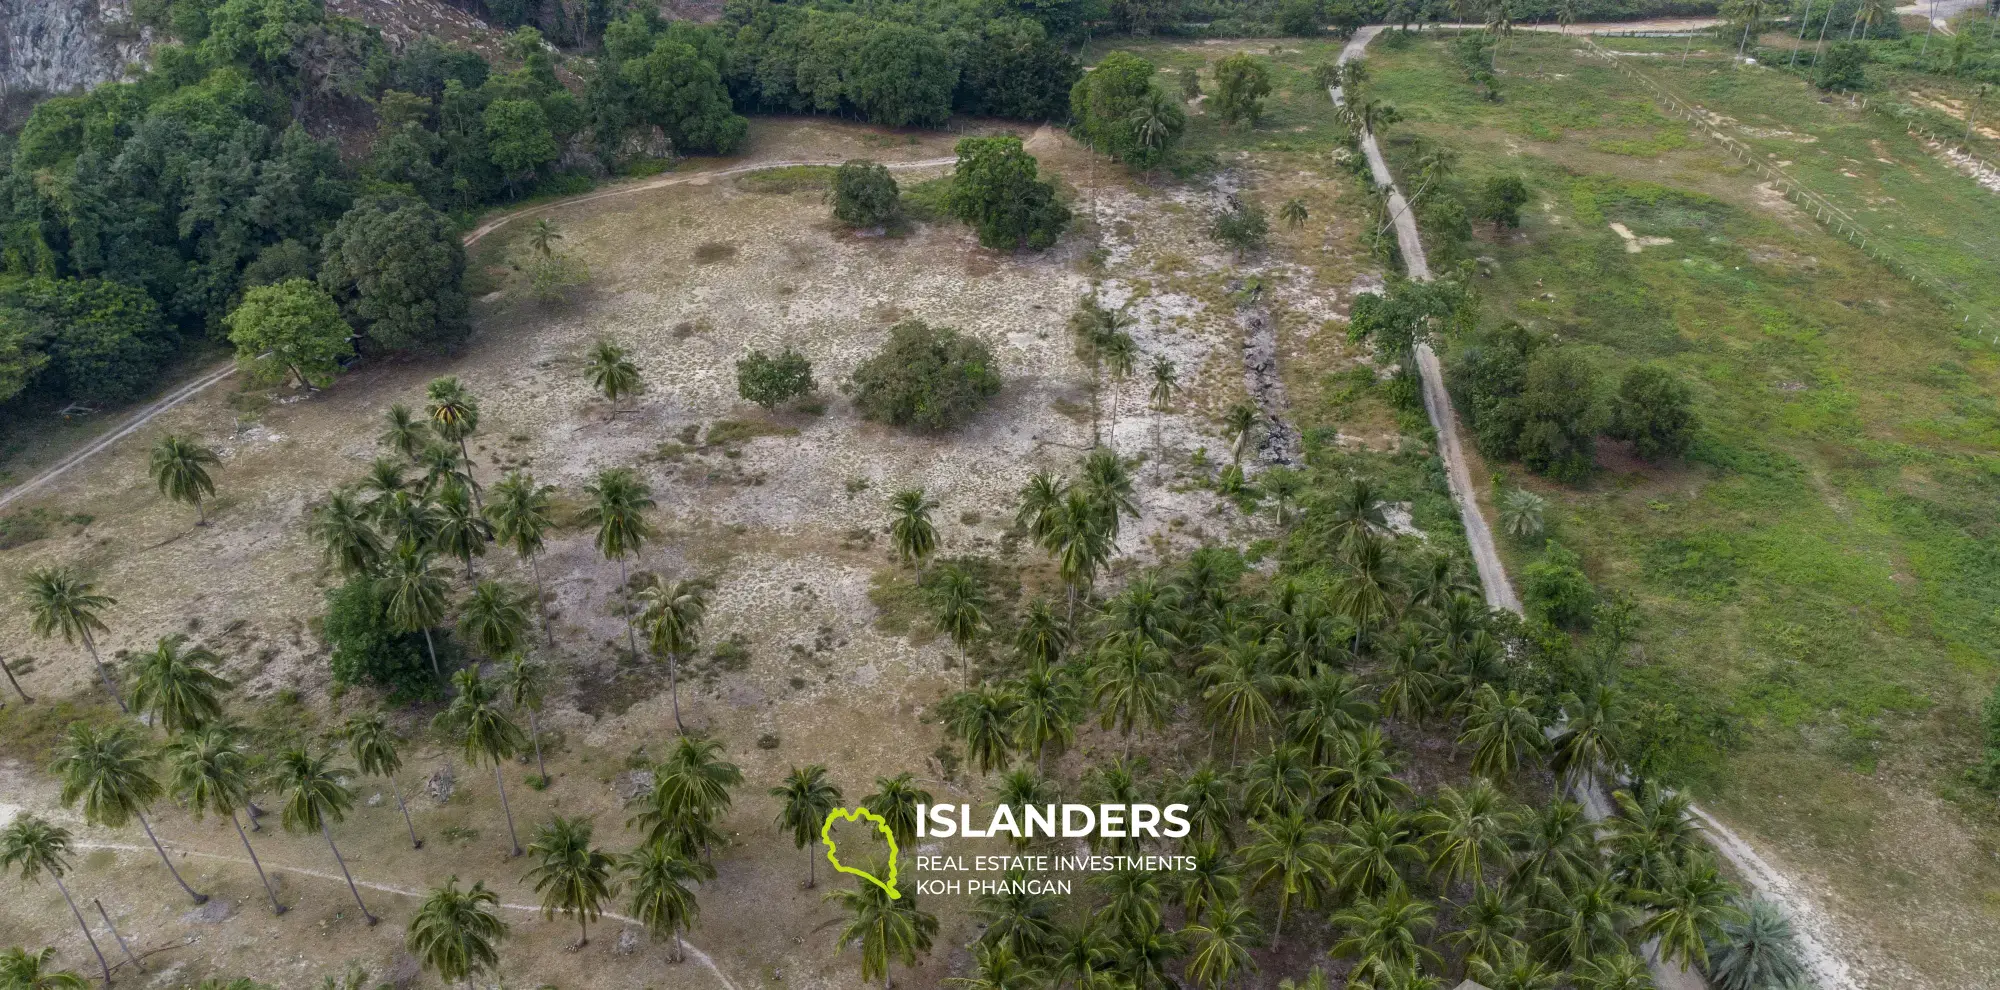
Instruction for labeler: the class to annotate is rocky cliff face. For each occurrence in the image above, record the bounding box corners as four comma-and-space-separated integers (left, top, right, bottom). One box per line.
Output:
0, 0, 150, 106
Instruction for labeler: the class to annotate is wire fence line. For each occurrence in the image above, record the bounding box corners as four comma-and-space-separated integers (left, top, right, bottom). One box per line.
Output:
1579, 35, 2000, 345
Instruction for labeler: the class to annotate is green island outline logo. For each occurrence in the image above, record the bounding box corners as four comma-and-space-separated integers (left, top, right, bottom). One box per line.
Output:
820, 806, 901, 899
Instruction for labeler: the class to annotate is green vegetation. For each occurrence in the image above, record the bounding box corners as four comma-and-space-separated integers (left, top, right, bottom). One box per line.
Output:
849, 319, 1003, 430
831, 161, 903, 230
946, 137, 1072, 251
735, 347, 816, 409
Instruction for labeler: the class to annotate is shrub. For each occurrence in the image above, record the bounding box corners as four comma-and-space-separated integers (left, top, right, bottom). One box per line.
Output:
832, 160, 902, 229
1477, 175, 1530, 229
1209, 201, 1269, 256
736, 347, 816, 408
850, 319, 1002, 430
323, 576, 448, 703
1518, 347, 1602, 483
1608, 364, 1697, 461
1523, 542, 1595, 629
528, 254, 591, 304
1815, 41, 1868, 92
946, 136, 1070, 251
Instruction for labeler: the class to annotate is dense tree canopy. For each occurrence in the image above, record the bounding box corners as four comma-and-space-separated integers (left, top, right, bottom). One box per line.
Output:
1069, 51, 1186, 169
945, 136, 1071, 251
318, 195, 468, 353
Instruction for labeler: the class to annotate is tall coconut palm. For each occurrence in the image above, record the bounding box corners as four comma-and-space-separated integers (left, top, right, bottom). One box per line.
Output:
0, 816, 114, 985
990, 769, 1057, 852
1081, 449, 1139, 540
0, 946, 90, 989
772, 764, 842, 888
1009, 662, 1078, 772
1044, 491, 1115, 622
1262, 466, 1305, 529
339, 712, 423, 850
1014, 597, 1069, 668
165, 725, 284, 914
1551, 683, 1624, 794
150, 433, 221, 525
1100, 334, 1138, 446
23, 567, 124, 710
1328, 476, 1388, 551
632, 734, 741, 861
1443, 884, 1527, 976
1329, 890, 1441, 985
1457, 684, 1546, 783
1506, 799, 1594, 899
381, 404, 431, 461
1048, 917, 1117, 989
1286, 672, 1377, 765
1706, 899, 1806, 990
1148, 357, 1177, 479
1176, 837, 1241, 923
1222, 402, 1260, 466
1332, 808, 1424, 900
586, 340, 642, 406
1417, 780, 1516, 893
129, 635, 232, 734
861, 773, 931, 851
458, 581, 529, 664
1531, 870, 1629, 967
497, 654, 552, 783
273, 747, 376, 925
424, 377, 481, 500
1242, 745, 1315, 821
1015, 473, 1069, 544
486, 470, 559, 647
929, 566, 990, 688
1182, 897, 1262, 990
965, 907, 1055, 980
1242, 811, 1334, 950
1636, 857, 1743, 972
1197, 640, 1280, 760
1319, 726, 1412, 822
943, 685, 1019, 775
1167, 764, 1236, 849
525, 815, 617, 946
1336, 534, 1403, 657
636, 575, 708, 734
312, 492, 386, 578
53, 723, 206, 903
416, 440, 473, 498
377, 490, 442, 552
406, 877, 507, 985
433, 483, 492, 579
828, 878, 939, 990
623, 842, 708, 962
580, 467, 656, 658
385, 543, 452, 680
888, 488, 939, 575
1087, 638, 1174, 753
434, 668, 528, 856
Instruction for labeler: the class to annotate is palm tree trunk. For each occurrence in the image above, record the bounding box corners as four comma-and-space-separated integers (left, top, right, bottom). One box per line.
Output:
1, 659, 31, 702
808, 844, 817, 887
392, 776, 422, 849
195, 497, 207, 526
53, 875, 113, 986
618, 558, 639, 659
668, 650, 684, 734
135, 810, 205, 904
321, 821, 377, 925
456, 438, 484, 509
422, 627, 441, 681
1815, 2, 1834, 62
529, 710, 548, 781
579, 914, 589, 946
230, 811, 285, 914
673, 929, 685, 963
530, 551, 555, 648
1273, 893, 1287, 950
93, 898, 141, 973
1791, 0, 1814, 67
81, 632, 126, 713
494, 761, 522, 856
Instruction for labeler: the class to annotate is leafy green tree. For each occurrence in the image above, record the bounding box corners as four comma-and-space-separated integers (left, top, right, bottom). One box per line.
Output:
1242, 811, 1334, 949
406, 878, 507, 984
945, 137, 1071, 251
339, 712, 423, 849
1607, 364, 1697, 462
772, 764, 843, 887
128, 635, 232, 734
637, 575, 708, 733
53, 724, 206, 903
1816, 41, 1868, 91
1477, 175, 1531, 229
1522, 542, 1595, 629
0, 817, 113, 985
851, 320, 1003, 429
862, 773, 931, 851
434, 668, 529, 856
586, 339, 642, 405
623, 842, 708, 961
274, 747, 376, 924
484, 98, 558, 197
499, 654, 553, 783
226, 279, 354, 388
828, 877, 940, 989
525, 816, 617, 945
1518, 347, 1601, 482
150, 434, 221, 526
623, 39, 748, 153
385, 543, 453, 679
1210, 203, 1270, 258
581, 467, 657, 657
833, 161, 902, 229
165, 725, 284, 914
320, 195, 468, 352
1069, 51, 1184, 168
736, 347, 816, 409
0, 278, 168, 406
1212, 54, 1273, 126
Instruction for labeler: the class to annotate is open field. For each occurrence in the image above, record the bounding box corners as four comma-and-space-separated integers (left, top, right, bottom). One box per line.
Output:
0, 108, 1390, 988
1366, 28, 2000, 989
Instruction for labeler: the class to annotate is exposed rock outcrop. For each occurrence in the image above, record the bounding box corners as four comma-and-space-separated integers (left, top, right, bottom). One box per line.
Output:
0, 0, 150, 112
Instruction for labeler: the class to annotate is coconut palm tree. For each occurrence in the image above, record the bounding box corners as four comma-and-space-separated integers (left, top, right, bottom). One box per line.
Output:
586, 340, 642, 406
150, 434, 220, 525
1506, 799, 1594, 899
406, 877, 507, 985
1148, 357, 1177, 479
0, 816, 114, 986
944, 685, 1019, 775
1100, 334, 1138, 446
1221, 402, 1260, 466
1009, 663, 1078, 772
273, 747, 376, 925
1319, 726, 1412, 822
1128, 90, 1179, 162
1166, 764, 1235, 849
495, 654, 551, 784
0, 946, 91, 989
312, 492, 386, 578
1569, 952, 1655, 990
989, 769, 1056, 853
929, 565, 990, 688
53, 723, 207, 904
1197, 640, 1280, 760
1332, 808, 1424, 900
581, 467, 656, 658
416, 440, 472, 498
434, 668, 528, 856
1498, 488, 1547, 540
1279, 198, 1309, 229
1015, 473, 1069, 543
1261, 466, 1304, 529
1551, 683, 1623, 794
22, 568, 124, 710
528, 218, 561, 257
377, 490, 443, 552
861, 773, 931, 851
636, 575, 708, 734
338, 712, 422, 849
1636, 857, 1743, 972
1048, 917, 1117, 989
1081, 449, 1139, 540
623, 842, 708, 962
486, 470, 559, 647
1327, 475, 1387, 551
1417, 780, 1516, 893
1458, 683, 1545, 783
1117, 919, 1183, 990
888, 488, 939, 575
385, 543, 452, 680
433, 483, 492, 579
1087, 638, 1174, 753
1182, 897, 1261, 990
1286, 672, 1376, 764
959, 922, 1050, 988
772, 764, 842, 888
458, 581, 529, 663
1337, 533, 1404, 656
1, 657, 32, 703
524, 815, 616, 946
1242, 811, 1334, 949
381, 404, 431, 461
1329, 890, 1441, 985
1443, 884, 1527, 976
164, 724, 284, 914
129, 635, 232, 734
1532, 870, 1630, 967
1706, 899, 1806, 990
424, 377, 481, 497
1175, 836, 1240, 923
631, 734, 741, 861
1469, 948, 1559, 990
828, 875, 939, 989
1043, 491, 1114, 622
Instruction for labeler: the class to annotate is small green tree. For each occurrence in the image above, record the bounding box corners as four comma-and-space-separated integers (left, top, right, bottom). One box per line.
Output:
1069, 51, 1185, 169
225, 279, 354, 389
946, 136, 1071, 251
1522, 542, 1595, 630
406, 878, 508, 984
833, 161, 902, 229
851, 320, 1003, 430
736, 348, 816, 409
1477, 175, 1530, 229
1210, 203, 1269, 258
1608, 364, 1697, 462
150, 434, 221, 525
484, 99, 559, 197
1815, 41, 1868, 91
1212, 54, 1273, 126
